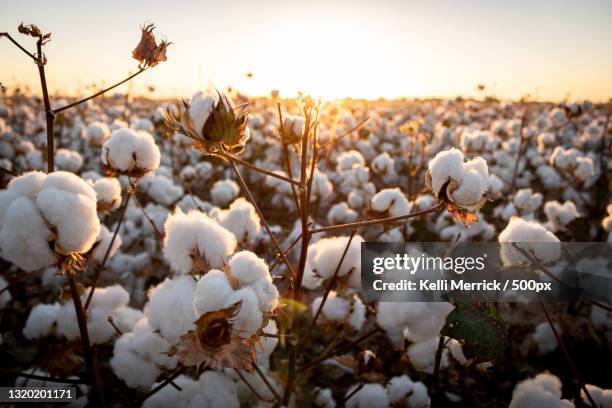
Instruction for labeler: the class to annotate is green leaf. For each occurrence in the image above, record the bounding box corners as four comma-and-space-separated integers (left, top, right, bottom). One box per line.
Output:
441, 302, 507, 362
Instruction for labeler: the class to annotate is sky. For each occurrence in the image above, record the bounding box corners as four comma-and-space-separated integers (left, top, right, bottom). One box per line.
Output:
1, 0, 611, 101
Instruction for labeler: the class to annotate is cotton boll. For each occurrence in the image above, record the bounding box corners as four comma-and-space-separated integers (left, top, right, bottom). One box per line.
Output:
532, 322, 560, 354
536, 165, 563, 189
23, 302, 60, 339
214, 198, 261, 244
498, 217, 561, 267
101, 128, 160, 175
509, 373, 573, 408
337, 150, 366, 171
249, 277, 280, 314
543, 201, 580, 232
370, 152, 395, 176
314, 387, 337, 408
581, 384, 612, 407
377, 302, 454, 344
255, 320, 279, 367
426, 148, 464, 195
303, 235, 364, 291
189, 92, 217, 138
228, 250, 269, 286
327, 202, 359, 225
92, 177, 122, 212
113, 306, 145, 334
345, 383, 389, 408
211, 179, 240, 207
312, 292, 350, 322
163, 209, 237, 275
387, 375, 431, 408
224, 287, 263, 338
311, 170, 333, 202
55, 149, 83, 172
142, 376, 196, 407
371, 188, 412, 217
146, 276, 197, 344
407, 337, 448, 374
574, 156, 594, 181
139, 173, 184, 206
86, 121, 111, 146
193, 269, 235, 316
132, 118, 154, 134
187, 371, 240, 408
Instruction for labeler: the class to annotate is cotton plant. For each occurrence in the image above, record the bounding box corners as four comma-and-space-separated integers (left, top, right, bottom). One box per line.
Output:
87, 176, 122, 213
211, 178, 240, 207
138, 172, 184, 206
494, 188, 543, 221
498, 217, 561, 268
55, 148, 83, 172
0, 171, 100, 272
210, 197, 261, 246
310, 291, 366, 331
543, 200, 580, 232
345, 375, 431, 408
549, 146, 595, 185
101, 127, 161, 178
509, 373, 573, 408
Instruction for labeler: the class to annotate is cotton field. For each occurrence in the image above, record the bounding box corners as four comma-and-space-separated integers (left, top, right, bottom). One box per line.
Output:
1, 21, 611, 408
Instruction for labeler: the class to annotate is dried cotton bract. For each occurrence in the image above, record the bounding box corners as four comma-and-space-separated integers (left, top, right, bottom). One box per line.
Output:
165, 90, 250, 155
101, 128, 161, 177
0, 171, 100, 272
132, 24, 170, 69
425, 148, 489, 225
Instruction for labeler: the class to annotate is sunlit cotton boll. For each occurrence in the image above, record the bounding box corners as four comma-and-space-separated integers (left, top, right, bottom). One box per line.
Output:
543, 200, 580, 232
0, 171, 100, 271
327, 202, 359, 225
211, 198, 261, 245
55, 148, 83, 172
101, 127, 160, 176
509, 373, 573, 408
302, 235, 364, 291
498, 217, 561, 267
85, 121, 111, 146
370, 188, 413, 217
163, 208, 237, 275
211, 179, 240, 207
91, 177, 122, 212
311, 292, 366, 331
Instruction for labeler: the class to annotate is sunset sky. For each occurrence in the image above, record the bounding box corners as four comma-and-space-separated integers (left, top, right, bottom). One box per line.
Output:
1, 0, 611, 101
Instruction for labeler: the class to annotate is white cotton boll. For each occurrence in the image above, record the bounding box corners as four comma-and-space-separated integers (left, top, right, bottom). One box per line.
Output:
451, 169, 487, 205
215, 198, 261, 244
414, 194, 436, 210
387, 375, 431, 408
303, 235, 364, 291
314, 387, 336, 408
142, 375, 196, 407
532, 322, 560, 354
328, 202, 359, 225
574, 157, 594, 181
114, 306, 144, 334
426, 148, 464, 195
499, 217, 561, 267
550, 147, 579, 170
256, 320, 279, 366
189, 92, 217, 138
311, 170, 333, 202
487, 174, 504, 196
371, 152, 395, 175
312, 292, 350, 322
514, 188, 543, 213
111, 337, 163, 389
139, 174, 184, 206
0, 196, 57, 271
146, 276, 197, 344
55, 149, 83, 172
0, 276, 10, 308
23, 302, 60, 339
228, 250, 269, 286
224, 287, 263, 338
377, 302, 454, 344
345, 383, 389, 408
101, 128, 160, 175
132, 118, 154, 134
371, 188, 412, 217
211, 179, 240, 207
337, 150, 366, 171
582, 384, 612, 408
446, 338, 468, 365
509, 373, 573, 408
348, 295, 366, 331
163, 209, 237, 275
407, 337, 448, 374
26, 150, 44, 170
187, 371, 240, 408
86, 121, 111, 146
193, 269, 234, 316
543, 201, 580, 232
536, 165, 563, 189
92, 177, 122, 212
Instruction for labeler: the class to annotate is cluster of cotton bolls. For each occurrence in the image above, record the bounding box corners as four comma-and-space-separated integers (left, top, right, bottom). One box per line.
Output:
345, 375, 431, 408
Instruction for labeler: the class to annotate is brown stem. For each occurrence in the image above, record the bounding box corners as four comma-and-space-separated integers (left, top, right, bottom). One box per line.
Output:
222, 151, 301, 187
53, 68, 146, 114
278, 103, 302, 213
35, 39, 55, 173
68, 274, 105, 407
228, 161, 297, 277
85, 190, 132, 310
319, 117, 370, 151
432, 336, 445, 384
130, 183, 164, 242
538, 300, 596, 407
310, 202, 445, 234
135, 366, 185, 407
0, 32, 38, 61
107, 316, 123, 336
510, 110, 528, 194
268, 232, 303, 274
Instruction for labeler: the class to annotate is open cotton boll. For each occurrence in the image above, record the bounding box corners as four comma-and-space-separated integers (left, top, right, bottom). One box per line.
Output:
92, 177, 122, 212
328, 202, 359, 225
574, 156, 595, 181
337, 150, 366, 172
498, 217, 561, 267
163, 209, 236, 275
139, 173, 183, 206
213, 198, 261, 244
345, 383, 389, 408
282, 114, 306, 143
86, 121, 111, 146
536, 165, 563, 189
101, 127, 160, 176
224, 287, 264, 338
426, 148, 464, 195
146, 275, 197, 344
371, 188, 412, 217
314, 387, 336, 408
303, 235, 364, 291
406, 337, 449, 374
193, 269, 235, 316
23, 302, 61, 339
581, 384, 612, 407
387, 375, 431, 408
189, 91, 217, 138
543, 201, 580, 232
211, 179, 240, 207
550, 147, 580, 170
111, 318, 178, 389
311, 292, 366, 331
311, 170, 333, 202
509, 373, 573, 408
55, 149, 83, 172
132, 117, 155, 134
370, 152, 395, 175
532, 322, 560, 354
228, 250, 269, 286
377, 302, 454, 344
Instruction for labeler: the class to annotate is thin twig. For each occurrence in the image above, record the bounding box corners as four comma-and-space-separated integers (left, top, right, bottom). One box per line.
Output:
35, 38, 55, 173
253, 362, 282, 402
319, 117, 370, 151
310, 202, 445, 234
130, 180, 164, 242
0, 32, 38, 61
510, 110, 528, 193
234, 368, 270, 403
135, 366, 185, 407
53, 68, 147, 114
222, 151, 301, 187
107, 316, 123, 336
268, 232, 303, 274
